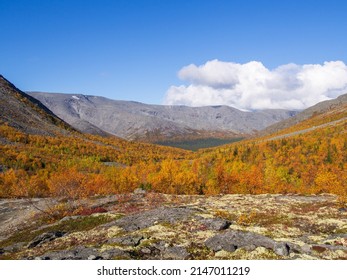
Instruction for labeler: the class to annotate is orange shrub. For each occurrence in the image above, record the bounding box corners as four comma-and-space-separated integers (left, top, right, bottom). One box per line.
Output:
47, 168, 88, 199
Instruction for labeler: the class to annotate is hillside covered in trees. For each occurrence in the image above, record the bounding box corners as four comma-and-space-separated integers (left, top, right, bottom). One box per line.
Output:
1, 75, 347, 204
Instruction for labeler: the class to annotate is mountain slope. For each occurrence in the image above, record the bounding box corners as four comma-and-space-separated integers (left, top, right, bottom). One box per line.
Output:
0, 75, 73, 136
192, 93, 347, 199
28, 91, 297, 141
260, 93, 347, 137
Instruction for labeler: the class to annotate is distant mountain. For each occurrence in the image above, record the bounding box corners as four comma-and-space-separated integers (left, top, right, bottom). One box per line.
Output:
28, 92, 297, 142
261, 93, 347, 136
0, 76, 73, 135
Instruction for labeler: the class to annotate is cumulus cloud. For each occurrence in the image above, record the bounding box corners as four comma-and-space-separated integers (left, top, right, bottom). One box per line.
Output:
164, 60, 347, 110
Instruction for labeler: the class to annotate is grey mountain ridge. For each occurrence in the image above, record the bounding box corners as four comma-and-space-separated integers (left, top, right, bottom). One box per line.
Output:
28, 91, 298, 141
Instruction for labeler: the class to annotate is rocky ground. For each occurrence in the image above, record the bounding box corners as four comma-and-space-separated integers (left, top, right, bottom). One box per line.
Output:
1, 191, 347, 260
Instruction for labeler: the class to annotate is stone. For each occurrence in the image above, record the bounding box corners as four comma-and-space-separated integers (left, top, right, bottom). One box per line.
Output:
107, 207, 196, 232
36, 246, 104, 260
34, 256, 50, 260
287, 243, 303, 254
107, 235, 144, 247
133, 188, 147, 195
101, 248, 130, 260
301, 244, 311, 254
150, 241, 167, 252
128, 241, 190, 260
162, 246, 190, 260
3, 242, 26, 253
205, 229, 288, 256
73, 247, 101, 259
27, 231, 66, 248
243, 244, 256, 251
274, 242, 290, 256
88, 255, 97, 260
140, 248, 152, 254
200, 218, 232, 231
205, 237, 237, 252
37, 250, 78, 260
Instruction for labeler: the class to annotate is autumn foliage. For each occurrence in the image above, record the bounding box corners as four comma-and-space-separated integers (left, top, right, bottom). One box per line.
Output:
1, 108, 347, 204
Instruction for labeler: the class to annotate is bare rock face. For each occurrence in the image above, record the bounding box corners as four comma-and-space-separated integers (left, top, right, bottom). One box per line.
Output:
107, 206, 197, 232
205, 230, 290, 255
27, 91, 297, 141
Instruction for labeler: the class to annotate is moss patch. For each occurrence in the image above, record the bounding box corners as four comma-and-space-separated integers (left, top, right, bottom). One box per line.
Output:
187, 243, 213, 260
0, 214, 118, 249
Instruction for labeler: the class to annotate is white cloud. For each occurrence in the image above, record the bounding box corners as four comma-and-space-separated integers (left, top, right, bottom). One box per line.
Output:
164, 60, 347, 110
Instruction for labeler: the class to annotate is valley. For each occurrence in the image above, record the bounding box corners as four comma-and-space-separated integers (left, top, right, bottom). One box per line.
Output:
155, 137, 244, 151
1, 75, 347, 259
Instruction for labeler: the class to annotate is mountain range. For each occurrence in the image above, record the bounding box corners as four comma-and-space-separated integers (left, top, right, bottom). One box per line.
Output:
2, 75, 347, 149
27, 91, 297, 142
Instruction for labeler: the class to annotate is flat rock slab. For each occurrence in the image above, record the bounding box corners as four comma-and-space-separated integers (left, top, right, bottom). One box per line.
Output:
205, 230, 290, 256
33, 246, 129, 260
106, 206, 197, 232
3, 242, 26, 253
162, 246, 190, 260
0, 198, 57, 241
132, 241, 190, 260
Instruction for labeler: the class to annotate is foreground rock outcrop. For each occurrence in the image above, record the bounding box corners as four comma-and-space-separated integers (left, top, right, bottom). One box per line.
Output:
0, 193, 346, 260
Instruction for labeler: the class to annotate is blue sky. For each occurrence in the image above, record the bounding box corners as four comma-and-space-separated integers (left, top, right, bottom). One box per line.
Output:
1, 0, 347, 108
